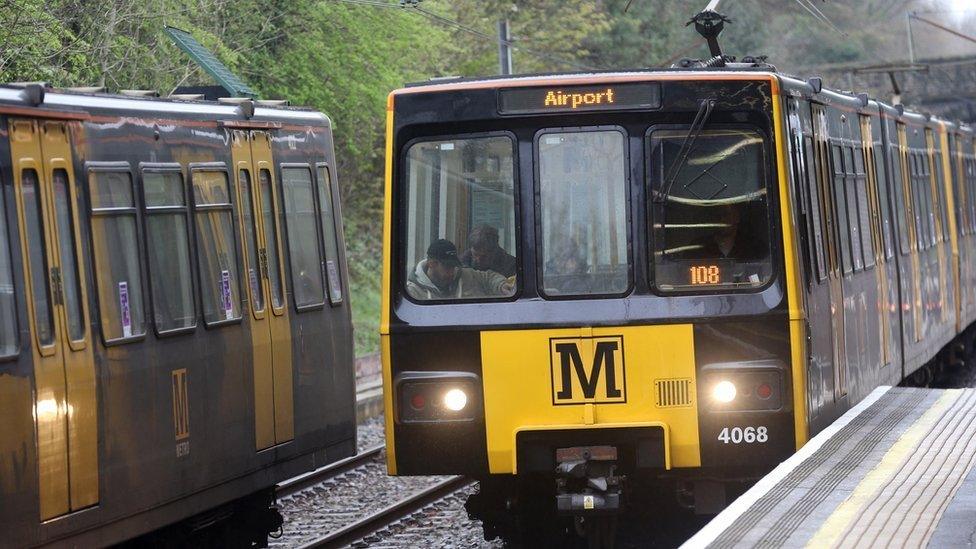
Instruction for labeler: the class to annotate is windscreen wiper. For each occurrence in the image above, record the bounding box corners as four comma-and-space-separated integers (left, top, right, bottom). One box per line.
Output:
658, 99, 715, 203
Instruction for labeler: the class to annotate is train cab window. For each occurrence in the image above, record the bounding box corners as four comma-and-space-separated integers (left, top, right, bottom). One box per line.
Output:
0, 176, 17, 356
831, 145, 853, 274
316, 165, 344, 304
403, 135, 517, 302
191, 169, 242, 324
20, 169, 54, 345
281, 167, 325, 309
143, 170, 195, 333
540, 129, 628, 296
649, 127, 771, 292
89, 169, 146, 341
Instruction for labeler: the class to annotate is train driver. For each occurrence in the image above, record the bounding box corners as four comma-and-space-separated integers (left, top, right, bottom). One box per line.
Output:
460, 224, 518, 278
407, 239, 515, 300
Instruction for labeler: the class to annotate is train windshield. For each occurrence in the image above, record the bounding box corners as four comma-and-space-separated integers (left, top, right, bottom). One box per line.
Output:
649, 127, 772, 292
538, 130, 628, 296
403, 135, 518, 301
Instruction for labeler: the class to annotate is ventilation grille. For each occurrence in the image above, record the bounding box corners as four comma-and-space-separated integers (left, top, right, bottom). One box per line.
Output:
655, 378, 693, 408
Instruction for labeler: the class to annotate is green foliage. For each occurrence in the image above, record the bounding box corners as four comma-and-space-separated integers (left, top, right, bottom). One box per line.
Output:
0, 0, 948, 356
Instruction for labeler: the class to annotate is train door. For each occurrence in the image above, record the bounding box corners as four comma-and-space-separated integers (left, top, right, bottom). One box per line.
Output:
897, 124, 923, 344
860, 116, 891, 368
7, 118, 98, 519
232, 129, 294, 450
811, 105, 847, 401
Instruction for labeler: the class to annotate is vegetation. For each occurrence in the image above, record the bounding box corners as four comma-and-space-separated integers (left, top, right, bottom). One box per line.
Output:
1, 0, 970, 355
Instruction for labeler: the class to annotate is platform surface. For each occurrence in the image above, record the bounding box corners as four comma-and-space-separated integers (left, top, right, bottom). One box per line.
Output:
683, 386, 976, 548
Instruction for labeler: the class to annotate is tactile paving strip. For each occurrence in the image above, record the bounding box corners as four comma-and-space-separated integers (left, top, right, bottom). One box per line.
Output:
708, 388, 928, 549
837, 388, 976, 549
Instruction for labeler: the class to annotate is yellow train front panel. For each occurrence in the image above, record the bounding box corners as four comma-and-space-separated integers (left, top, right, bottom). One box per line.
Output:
481, 325, 701, 474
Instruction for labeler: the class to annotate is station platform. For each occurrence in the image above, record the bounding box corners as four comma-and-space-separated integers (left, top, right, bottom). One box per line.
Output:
683, 386, 976, 548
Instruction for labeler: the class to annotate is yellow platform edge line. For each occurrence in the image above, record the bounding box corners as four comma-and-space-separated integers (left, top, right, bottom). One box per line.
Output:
804, 389, 961, 549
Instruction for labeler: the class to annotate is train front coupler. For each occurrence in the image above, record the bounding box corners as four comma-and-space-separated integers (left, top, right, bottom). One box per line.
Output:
555, 446, 624, 545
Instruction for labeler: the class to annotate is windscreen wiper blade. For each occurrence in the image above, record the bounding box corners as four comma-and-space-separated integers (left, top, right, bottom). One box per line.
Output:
658, 99, 716, 203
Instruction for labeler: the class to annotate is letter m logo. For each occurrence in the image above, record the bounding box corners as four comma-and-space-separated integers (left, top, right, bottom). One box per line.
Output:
550, 336, 626, 405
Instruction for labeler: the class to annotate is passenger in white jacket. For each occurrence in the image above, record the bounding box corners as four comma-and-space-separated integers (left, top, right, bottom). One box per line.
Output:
407, 239, 514, 300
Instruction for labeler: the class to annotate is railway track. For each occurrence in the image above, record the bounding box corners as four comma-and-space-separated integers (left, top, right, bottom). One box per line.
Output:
277, 444, 385, 498
295, 475, 473, 548
276, 444, 473, 547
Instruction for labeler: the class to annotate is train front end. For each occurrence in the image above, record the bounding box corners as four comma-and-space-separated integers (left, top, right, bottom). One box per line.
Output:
381, 71, 805, 543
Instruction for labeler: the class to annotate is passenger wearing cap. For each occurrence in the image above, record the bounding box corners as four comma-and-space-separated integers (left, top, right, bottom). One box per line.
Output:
407, 239, 514, 300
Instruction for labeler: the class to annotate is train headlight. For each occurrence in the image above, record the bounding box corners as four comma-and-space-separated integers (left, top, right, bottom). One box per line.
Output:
443, 388, 468, 411
395, 372, 479, 423
702, 360, 786, 412
713, 380, 737, 403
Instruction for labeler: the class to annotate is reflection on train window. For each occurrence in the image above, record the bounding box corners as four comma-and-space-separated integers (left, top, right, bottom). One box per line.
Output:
649, 128, 771, 292
0, 174, 17, 356
539, 130, 628, 296
403, 136, 517, 301
144, 171, 195, 333
20, 169, 53, 345
192, 170, 242, 324
282, 167, 325, 308
316, 166, 343, 304
259, 169, 284, 309
52, 169, 85, 341
89, 170, 146, 341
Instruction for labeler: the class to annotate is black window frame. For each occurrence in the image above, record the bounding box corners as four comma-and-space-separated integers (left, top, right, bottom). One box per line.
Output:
139, 163, 198, 337
398, 130, 522, 306
536, 125, 632, 300
86, 161, 149, 346
0, 171, 19, 361
280, 162, 327, 312
804, 135, 827, 282
315, 162, 346, 307
188, 163, 244, 328
645, 123, 775, 295
830, 142, 854, 275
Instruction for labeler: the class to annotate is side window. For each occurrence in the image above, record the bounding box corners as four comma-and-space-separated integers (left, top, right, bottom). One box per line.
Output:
20, 169, 54, 345
831, 145, 853, 274
191, 169, 242, 324
874, 144, 894, 259
910, 153, 926, 249
281, 167, 325, 309
853, 147, 874, 268
143, 170, 195, 333
804, 136, 826, 281
0, 175, 17, 357
88, 169, 146, 342
844, 146, 864, 271
316, 166, 344, 304
891, 141, 910, 254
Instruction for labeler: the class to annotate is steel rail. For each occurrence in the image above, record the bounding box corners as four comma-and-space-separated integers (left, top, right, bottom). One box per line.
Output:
277, 444, 385, 497
297, 476, 473, 548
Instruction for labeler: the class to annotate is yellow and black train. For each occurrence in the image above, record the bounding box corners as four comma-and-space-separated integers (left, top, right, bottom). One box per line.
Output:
0, 84, 355, 546
380, 65, 976, 544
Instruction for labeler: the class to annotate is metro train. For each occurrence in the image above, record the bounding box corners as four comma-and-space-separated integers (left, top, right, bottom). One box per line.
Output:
379, 55, 976, 546
0, 83, 355, 547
